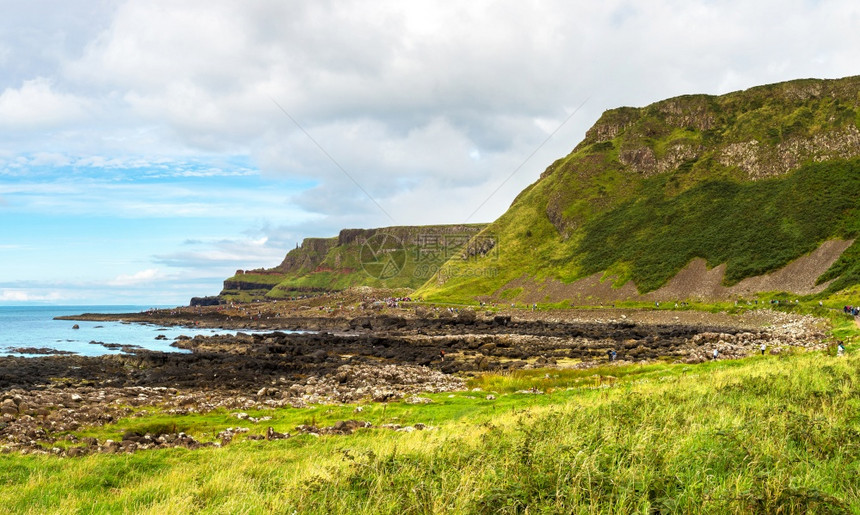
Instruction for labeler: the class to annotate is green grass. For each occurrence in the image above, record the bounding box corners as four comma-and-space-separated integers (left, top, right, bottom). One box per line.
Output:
575, 158, 860, 291
223, 274, 287, 286
265, 225, 488, 298
817, 239, 860, 293
3, 316, 860, 512
418, 76, 860, 304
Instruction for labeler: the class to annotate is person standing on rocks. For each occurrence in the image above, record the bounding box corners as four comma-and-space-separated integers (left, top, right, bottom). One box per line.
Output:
760, 343, 766, 355
712, 348, 719, 360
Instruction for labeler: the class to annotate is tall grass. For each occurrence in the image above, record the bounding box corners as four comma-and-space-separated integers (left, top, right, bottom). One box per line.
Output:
2, 345, 860, 513
294, 352, 860, 513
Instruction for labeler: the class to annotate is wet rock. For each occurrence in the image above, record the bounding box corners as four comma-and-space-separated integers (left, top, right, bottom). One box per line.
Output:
6, 347, 76, 355
265, 427, 289, 440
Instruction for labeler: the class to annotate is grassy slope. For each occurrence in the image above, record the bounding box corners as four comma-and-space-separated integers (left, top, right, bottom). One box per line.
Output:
266, 225, 487, 298
2, 313, 860, 513
220, 237, 339, 301
219, 225, 487, 301
417, 76, 860, 303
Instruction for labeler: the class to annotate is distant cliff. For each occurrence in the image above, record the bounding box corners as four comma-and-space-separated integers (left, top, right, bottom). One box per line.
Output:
215, 224, 487, 303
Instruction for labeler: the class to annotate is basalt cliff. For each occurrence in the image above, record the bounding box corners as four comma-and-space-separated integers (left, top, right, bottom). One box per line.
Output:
417, 76, 860, 304
195, 224, 486, 305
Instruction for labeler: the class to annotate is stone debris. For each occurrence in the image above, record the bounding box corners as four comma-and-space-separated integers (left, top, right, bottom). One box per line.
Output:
0, 306, 834, 456
296, 420, 372, 436
404, 396, 433, 404
684, 312, 829, 363
233, 412, 271, 423
282, 364, 464, 405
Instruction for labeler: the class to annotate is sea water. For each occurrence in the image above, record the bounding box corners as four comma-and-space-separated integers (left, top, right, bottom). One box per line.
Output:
0, 305, 248, 357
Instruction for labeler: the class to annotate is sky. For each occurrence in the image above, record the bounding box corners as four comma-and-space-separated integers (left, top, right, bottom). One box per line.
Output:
0, 0, 858, 305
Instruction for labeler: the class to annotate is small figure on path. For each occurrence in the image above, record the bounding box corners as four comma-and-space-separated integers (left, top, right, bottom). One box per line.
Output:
440, 349, 446, 361
760, 343, 766, 355
837, 342, 845, 357
712, 348, 719, 360
611, 350, 617, 362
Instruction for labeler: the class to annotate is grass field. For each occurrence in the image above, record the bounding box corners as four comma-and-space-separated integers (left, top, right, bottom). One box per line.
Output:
2, 308, 859, 513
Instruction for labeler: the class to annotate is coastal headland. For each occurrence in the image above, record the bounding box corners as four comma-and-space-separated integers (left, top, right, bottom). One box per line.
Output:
1, 289, 833, 456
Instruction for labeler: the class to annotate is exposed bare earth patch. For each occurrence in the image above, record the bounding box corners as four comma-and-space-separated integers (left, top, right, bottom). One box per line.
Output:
499, 239, 853, 304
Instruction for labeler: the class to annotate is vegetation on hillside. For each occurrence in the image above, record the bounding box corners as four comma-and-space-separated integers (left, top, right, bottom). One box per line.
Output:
575, 158, 860, 292
418, 76, 860, 303
219, 225, 487, 302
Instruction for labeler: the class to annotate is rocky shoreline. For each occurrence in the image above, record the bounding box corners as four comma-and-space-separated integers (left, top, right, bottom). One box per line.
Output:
2, 300, 835, 456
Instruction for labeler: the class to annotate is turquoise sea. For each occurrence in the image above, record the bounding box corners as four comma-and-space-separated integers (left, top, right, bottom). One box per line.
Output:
0, 305, 239, 357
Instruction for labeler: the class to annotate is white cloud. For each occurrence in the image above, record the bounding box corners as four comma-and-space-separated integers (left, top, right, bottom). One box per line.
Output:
107, 268, 164, 286
0, 78, 91, 129
153, 236, 286, 269
0, 175, 316, 220
0, 289, 66, 302
0, 0, 858, 304
28, 152, 72, 167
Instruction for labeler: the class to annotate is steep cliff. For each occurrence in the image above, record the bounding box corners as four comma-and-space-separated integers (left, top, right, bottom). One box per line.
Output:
417, 76, 860, 303
219, 224, 487, 302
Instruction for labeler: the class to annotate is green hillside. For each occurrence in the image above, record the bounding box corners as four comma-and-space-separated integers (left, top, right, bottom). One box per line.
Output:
220, 224, 487, 302
417, 76, 860, 303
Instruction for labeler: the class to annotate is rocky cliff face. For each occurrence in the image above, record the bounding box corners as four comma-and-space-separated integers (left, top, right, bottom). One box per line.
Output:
418, 76, 860, 303
215, 223, 488, 303
576, 77, 860, 182
275, 237, 338, 274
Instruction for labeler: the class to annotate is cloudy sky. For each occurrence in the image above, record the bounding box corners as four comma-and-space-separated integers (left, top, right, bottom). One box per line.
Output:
0, 0, 857, 305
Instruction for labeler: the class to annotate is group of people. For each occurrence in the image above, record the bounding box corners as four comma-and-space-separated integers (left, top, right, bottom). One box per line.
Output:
843, 305, 859, 316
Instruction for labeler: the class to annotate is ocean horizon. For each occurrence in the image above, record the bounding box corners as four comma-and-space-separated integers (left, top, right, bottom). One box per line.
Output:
0, 305, 232, 357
